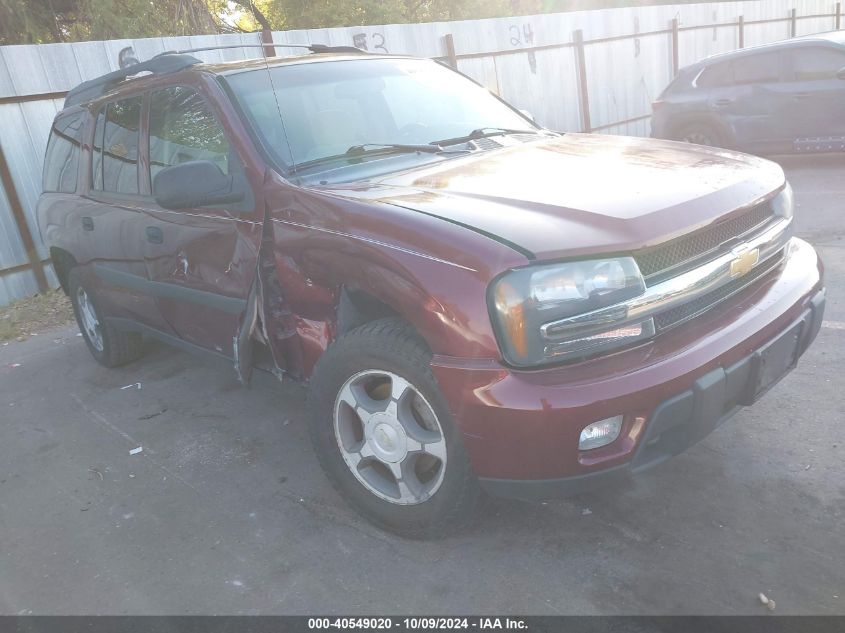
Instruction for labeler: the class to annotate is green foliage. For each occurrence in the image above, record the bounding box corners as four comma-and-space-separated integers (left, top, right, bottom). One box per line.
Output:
0, 0, 723, 45
0, 0, 217, 45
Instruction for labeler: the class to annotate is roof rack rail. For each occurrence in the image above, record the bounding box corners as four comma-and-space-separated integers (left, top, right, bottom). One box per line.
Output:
64, 53, 201, 107
63, 43, 367, 108
153, 43, 367, 56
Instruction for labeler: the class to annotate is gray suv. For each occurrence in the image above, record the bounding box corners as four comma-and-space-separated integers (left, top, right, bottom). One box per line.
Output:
651, 31, 845, 154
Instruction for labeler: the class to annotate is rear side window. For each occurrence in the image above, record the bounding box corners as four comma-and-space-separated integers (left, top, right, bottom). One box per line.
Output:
697, 62, 734, 88
149, 86, 230, 180
790, 46, 845, 81
91, 96, 142, 194
43, 111, 85, 193
732, 52, 781, 85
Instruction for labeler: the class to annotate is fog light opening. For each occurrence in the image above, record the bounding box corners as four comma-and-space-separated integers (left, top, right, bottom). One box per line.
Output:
579, 416, 624, 451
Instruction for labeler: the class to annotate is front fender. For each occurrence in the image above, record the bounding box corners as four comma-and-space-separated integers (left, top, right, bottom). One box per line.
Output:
264, 184, 526, 378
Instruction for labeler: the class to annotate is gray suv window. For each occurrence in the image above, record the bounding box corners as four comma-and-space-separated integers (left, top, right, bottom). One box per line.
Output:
697, 61, 734, 88
791, 46, 845, 81
43, 111, 85, 193
732, 52, 781, 84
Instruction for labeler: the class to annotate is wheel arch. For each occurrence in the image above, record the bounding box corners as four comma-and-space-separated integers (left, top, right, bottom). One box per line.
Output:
50, 247, 78, 295
337, 285, 403, 336
668, 113, 736, 148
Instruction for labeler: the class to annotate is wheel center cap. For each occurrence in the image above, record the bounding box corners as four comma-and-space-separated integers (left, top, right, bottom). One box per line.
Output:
367, 414, 407, 462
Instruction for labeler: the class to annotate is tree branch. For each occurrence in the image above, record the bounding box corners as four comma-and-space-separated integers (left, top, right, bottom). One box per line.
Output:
230, 0, 271, 31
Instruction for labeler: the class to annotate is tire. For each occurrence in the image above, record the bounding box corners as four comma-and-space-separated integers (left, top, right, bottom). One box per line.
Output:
307, 317, 482, 538
68, 268, 144, 367
674, 121, 725, 148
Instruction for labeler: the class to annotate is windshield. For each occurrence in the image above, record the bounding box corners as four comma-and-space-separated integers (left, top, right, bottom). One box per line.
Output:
225, 58, 537, 171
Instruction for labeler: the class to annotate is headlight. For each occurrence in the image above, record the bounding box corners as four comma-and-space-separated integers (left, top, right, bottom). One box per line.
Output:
771, 182, 793, 219
490, 257, 651, 367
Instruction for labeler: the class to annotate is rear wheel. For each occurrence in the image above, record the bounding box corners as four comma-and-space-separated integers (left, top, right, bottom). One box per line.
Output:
674, 122, 724, 148
307, 318, 481, 538
68, 268, 144, 367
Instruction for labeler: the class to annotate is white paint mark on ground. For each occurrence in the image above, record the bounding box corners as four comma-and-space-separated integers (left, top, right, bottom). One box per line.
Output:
822, 321, 845, 331
71, 393, 138, 445
69, 393, 204, 497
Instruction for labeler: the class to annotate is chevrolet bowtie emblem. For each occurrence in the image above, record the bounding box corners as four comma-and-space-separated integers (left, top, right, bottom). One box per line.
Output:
729, 246, 760, 278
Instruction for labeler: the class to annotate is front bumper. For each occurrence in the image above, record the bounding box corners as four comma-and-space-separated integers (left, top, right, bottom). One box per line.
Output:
430, 238, 824, 499
479, 288, 824, 500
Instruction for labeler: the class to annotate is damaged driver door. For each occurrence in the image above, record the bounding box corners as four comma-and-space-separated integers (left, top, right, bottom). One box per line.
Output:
140, 80, 264, 378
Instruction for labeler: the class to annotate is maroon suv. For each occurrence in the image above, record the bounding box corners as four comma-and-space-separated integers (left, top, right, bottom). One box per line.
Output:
37, 48, 825, 537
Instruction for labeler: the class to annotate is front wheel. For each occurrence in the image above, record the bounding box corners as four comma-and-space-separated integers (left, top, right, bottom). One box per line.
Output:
307, 318, 481, 538
674, 121, 725, 148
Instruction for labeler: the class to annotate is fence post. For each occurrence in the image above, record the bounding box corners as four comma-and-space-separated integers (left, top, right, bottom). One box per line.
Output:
837, 2, 841, 29
443, 33, 458, 69
0, 143, 49, 293
573, 29, 592, 133
260, 28, 276, 57
790, 8, 797, 37
738, 15, 745, 48
670, 18, 679, 77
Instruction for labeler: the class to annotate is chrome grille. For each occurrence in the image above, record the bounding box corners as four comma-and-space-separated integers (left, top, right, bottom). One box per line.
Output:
635, 202, 774, 284
654, 251, 784, 332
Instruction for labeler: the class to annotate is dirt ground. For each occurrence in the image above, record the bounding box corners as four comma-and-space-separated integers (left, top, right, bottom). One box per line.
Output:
0, 289, 73, 342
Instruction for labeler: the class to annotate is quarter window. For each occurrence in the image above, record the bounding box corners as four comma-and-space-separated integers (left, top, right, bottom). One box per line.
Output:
43, 111, 85, 193
149, 86, 230, 180
697, 62, 734, 88
91, 96, 142, 194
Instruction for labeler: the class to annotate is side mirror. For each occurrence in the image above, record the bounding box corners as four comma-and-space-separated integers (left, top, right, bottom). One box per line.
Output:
153, 160, 245, 210
837, 66, 845, 80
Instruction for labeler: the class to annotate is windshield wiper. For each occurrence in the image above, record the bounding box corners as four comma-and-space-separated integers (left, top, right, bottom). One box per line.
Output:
289, 142, 468, 175
346, 143, 445, 155
431, 127, 540, 146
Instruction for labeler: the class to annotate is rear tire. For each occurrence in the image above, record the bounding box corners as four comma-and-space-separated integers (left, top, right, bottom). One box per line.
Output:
68, 268, 144, 367
307, 317, 482, 538
674, 121, 725, 148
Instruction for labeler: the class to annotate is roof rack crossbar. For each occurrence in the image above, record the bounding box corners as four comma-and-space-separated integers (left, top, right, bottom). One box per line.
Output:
64, 53, 202, 107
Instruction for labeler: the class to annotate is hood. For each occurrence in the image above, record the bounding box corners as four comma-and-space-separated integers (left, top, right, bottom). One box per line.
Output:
321, 134, 785, 261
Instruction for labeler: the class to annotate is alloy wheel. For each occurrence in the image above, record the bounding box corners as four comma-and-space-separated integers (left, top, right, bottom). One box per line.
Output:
76, 286, 104, 352
682, 130, 714, 146
333, 370, 447, 505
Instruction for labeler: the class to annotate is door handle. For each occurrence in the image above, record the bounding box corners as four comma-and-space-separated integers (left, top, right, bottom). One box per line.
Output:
714, 98, 734, 107
145, 226, 163, 244
81, 217, 94, 231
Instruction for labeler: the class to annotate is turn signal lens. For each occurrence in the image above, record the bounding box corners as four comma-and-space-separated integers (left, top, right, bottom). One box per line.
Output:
494, 279, 528, 358
579, 416, 623, 450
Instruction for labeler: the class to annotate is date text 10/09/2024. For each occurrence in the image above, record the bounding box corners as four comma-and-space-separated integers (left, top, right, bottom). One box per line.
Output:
307, 618, 528, 630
